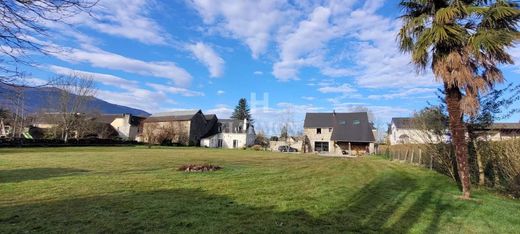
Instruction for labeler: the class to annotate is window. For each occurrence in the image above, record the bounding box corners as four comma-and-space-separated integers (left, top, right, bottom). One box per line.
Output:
328, 128, 332, 132
317, 128, 322, 134
339, 121, 346, 125
353, 120, 360, 125
233, 140, 239, 148
314, 142, 329, 152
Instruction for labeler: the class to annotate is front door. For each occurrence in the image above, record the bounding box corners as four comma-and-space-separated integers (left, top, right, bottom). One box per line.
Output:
314, 141, 329, 152
217, 139, 223, 148
233, 140, 238, 148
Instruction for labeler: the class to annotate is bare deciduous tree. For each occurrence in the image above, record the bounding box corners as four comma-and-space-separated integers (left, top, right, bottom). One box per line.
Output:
51, 74, 96, 142
1, 0, 97, 84
142, 122, 159, 146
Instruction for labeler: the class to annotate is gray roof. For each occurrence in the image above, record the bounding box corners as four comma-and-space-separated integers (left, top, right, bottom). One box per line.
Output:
150, 110, 200, 118
205, 114, 217, 121
391, 117, 415, 129
219, 119, 250, 133
144, 110, 201, 122
304, 112, 375, 142
490, 123, 520, 130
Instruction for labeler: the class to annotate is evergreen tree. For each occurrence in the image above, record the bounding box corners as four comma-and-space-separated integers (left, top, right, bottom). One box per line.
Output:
231, 98, 253, 122
280, 125, 288, 140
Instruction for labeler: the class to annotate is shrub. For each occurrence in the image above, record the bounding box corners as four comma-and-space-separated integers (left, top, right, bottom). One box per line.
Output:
386, 139, 520, 198
251, 145, 262, 151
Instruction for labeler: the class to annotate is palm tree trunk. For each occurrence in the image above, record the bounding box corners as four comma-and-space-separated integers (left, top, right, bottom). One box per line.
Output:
445, 83, 471, 199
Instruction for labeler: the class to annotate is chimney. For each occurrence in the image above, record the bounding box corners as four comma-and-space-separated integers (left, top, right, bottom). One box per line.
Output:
243, 119, 248, 133
333, 110, 336, 116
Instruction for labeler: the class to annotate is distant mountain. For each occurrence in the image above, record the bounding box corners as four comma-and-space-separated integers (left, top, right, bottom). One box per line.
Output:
0, 84, 150, 117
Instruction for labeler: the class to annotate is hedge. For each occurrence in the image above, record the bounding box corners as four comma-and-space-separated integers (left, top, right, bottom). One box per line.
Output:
0, 138, 140, 147
382, 139, 520, 198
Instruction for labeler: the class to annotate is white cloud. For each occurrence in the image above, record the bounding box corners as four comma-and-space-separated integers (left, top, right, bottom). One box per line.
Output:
329, 102, 414, 124
301, 96, 315, 101
206, 104, 233, 118
48, 65, 138, 90
273, 7, 336, 80
187, 42, 225, 78
97, 89, 168, 113
254, 71, 263, 75
51, 46, 192, 87
509, 46, 520, 73
67, 0, 169, 45
318, 83, 356, 94
216, 90, 225, 95
147, 83, 205, 97
46, 65, 181, 112
367, 88, 437, 100
189, 0, 290, 58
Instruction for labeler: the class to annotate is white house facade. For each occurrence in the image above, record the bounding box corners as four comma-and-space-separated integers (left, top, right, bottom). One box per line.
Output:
389, 117, 445, 145
201, 119, 255, 149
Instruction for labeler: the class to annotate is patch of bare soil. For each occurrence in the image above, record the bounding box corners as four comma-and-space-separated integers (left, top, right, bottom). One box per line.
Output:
178, 164, 222, 172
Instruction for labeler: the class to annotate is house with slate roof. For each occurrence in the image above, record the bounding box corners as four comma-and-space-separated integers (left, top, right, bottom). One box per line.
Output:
140, 110, 215, 146
200, 118, 256, 149
477, 123, 520, 141
303, 111, 375, 155
389, 117, 520, 144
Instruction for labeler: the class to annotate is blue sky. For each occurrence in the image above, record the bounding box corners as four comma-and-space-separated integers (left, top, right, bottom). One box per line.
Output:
18, 0, 520, 135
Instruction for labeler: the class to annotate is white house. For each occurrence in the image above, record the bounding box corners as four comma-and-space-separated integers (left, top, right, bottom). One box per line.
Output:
388, 117, 445, 145
200, 119, 256, 149
97, 114, 146, 141
474, 123, 520, 141
0, 118, 11, 138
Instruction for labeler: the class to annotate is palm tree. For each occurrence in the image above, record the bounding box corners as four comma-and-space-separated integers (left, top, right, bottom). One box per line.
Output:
398, 0, 519, 199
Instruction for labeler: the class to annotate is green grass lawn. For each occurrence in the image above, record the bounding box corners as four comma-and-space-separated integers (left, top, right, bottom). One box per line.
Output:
0, 147, 519, 233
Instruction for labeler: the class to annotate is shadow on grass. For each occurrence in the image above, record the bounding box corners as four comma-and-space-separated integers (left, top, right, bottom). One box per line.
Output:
0, 174, 450, 233
0, 168, 89, 183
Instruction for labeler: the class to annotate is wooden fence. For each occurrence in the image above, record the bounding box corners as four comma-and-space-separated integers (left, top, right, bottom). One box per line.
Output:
382, 145, 435, 170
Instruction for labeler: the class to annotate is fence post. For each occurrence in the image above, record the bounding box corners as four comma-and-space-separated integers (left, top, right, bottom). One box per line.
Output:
430, 154, 433, 170
418, 149, 422, 165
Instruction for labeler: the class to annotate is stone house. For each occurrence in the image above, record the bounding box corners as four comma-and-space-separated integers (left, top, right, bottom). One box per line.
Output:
303, 112, 375, 155
200, 119, 256, 149
141, 110, 214, 146
31, 112, 144, 140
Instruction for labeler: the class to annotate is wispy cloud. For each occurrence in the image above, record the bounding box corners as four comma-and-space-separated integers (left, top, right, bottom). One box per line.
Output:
49, 65, 138, 90
187, 42, 225, 78
318, 83, 356, 94
367, 88, 437, 100
51, 46, 192, 86
147, 83, 205, 97
68, 0, 169, 45
189, 0, 289, 58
